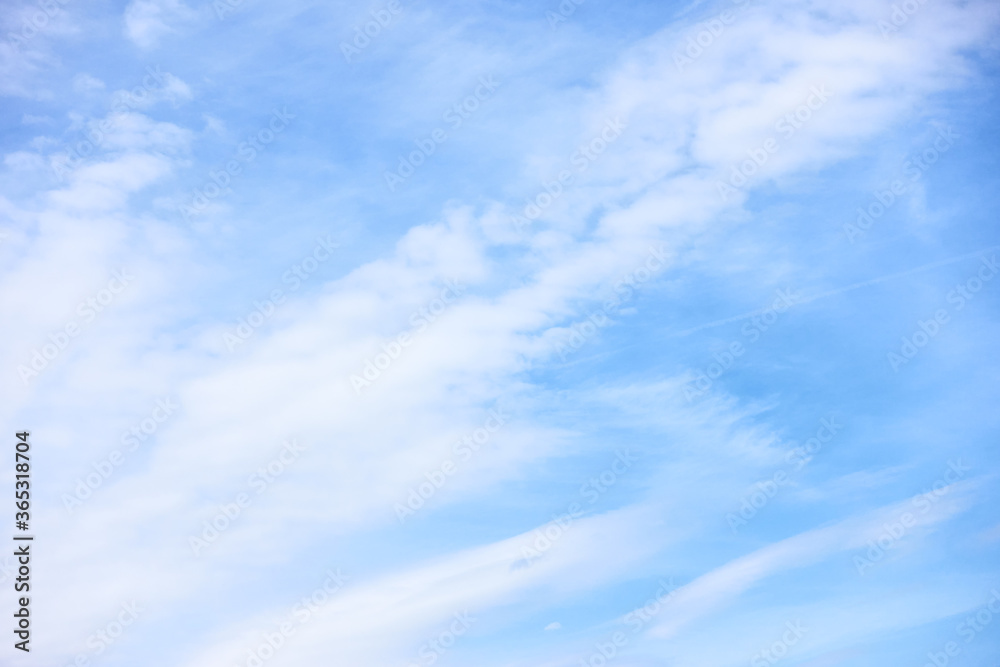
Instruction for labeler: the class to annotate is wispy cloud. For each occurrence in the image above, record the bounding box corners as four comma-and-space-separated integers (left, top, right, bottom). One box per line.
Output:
2, 0, 998, 664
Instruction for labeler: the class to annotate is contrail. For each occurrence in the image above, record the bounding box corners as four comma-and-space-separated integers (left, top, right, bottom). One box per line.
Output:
671, 244, 1000, 337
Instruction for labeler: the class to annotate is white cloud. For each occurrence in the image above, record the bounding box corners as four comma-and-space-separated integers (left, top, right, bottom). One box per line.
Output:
72, 73, 105, 93
22, 113, 52, 124
2, 0, 998, 664
4, 150, 46, 171
646, 480, 978, 641
123, 0, 197, 49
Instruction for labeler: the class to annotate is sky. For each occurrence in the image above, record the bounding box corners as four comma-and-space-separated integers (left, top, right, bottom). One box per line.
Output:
1, 0, 999, 665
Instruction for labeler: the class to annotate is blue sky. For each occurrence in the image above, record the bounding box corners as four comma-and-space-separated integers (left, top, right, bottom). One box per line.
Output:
1, 0, 1000, 665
